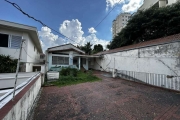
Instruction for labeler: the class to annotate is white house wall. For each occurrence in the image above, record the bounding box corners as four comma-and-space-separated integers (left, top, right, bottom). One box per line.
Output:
26, 33, 41, 72
0, 29, 41, 72
168, 0, 180, 5
93, 42, 180, 91
139, 0, 158, 10
139, 0, 180, 11
93, 42, 180, 75
47, 53, 69, 70
0, 29, 27, 62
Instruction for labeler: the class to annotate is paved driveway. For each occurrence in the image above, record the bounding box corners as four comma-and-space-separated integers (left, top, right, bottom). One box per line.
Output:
33, 71, 180, 120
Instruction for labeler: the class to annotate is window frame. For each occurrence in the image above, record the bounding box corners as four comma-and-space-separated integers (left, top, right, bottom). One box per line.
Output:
0, 33, 10, 48
52, 56, 69, 65
0, 32, 22, 49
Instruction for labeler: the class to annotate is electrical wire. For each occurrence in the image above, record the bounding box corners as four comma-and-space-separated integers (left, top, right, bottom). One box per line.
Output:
5, 0, 122, 46
94, 0, 122, 30
95, 58, 106, 71
22, 47, 40, 62
4, 0, 80, 45
105, 54, 112, 69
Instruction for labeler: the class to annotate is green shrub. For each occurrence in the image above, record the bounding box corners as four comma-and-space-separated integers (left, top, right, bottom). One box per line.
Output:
52, 70, 101, 87
60, 67, 78, 77
0, 55, 17, 73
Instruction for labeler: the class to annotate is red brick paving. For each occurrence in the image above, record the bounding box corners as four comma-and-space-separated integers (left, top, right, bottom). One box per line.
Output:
33, 71, 180, 120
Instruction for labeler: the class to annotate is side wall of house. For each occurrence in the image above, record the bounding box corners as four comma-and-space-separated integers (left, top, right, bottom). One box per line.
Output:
93, 42, 180, 91
26, 34, 41, 72
47, 51, 81, 71
168, 0, 180, 5
0, 29, 41, 72
0, 29, 28, 62
139, 0, 158, 10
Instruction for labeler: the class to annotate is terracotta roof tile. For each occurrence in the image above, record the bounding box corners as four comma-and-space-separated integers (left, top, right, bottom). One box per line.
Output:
95, 33, 180, 55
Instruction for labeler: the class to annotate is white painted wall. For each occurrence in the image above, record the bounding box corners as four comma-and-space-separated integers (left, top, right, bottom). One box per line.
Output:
0, 29, 27, 62
168, 0, 180, 5
2, 75, 41, 120
47, 51, 83, 71
139, 0, 158, 10
47, 53, 69, 70
0, 29, 41, 72
159, 0, 167, 7
93, 42, 180, 76
139, 0, 179, 11
32, 65, 45, 73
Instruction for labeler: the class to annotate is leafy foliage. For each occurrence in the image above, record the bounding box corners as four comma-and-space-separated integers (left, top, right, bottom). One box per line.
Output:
0, 55, 17, 73
92, 44, 103, 54
108, 2, 180, 49
77, 42, 104, 54
52, 70, 100, 87
77, 42, 93, 55
60, 67, 78, 77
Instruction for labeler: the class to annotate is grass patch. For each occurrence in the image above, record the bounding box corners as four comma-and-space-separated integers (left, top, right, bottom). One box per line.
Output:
51, 70, 101, 87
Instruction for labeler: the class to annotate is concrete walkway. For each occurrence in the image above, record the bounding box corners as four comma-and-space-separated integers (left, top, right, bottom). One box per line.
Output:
33, 71, 180, 120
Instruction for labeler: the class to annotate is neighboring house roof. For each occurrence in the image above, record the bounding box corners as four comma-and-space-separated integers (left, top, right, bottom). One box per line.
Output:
47, 43, 85, 54
95, 33, 180, 55
0, 20, 43, 53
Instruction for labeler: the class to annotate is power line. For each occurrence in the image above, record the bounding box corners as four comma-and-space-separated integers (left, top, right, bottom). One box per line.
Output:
5, 0, 122, 47
94, 0, 122, 30
22, 42, 40, 62
4, 0, 80, 45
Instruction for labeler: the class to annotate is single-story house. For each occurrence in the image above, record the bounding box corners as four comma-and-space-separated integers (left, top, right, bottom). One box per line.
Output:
45, 44, 99, 71
0, 20, 44, 72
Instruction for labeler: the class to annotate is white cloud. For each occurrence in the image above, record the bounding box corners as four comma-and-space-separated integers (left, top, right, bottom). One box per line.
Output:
106, 0, 143, 12
38, 27, 65, 51
39, 19, 109, 51
106, 0, 125, 11
59, 19, 109, 49
85, 34, 109, 49
88, 27, 97, 34
122, 0, 143, 12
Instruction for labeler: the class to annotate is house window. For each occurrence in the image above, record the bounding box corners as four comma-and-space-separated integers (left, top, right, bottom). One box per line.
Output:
52, 56, 69, 65
40, 54, 45, 59
11, 35, 22, 49
0, 33, 22, 48
0, 33, 9, 47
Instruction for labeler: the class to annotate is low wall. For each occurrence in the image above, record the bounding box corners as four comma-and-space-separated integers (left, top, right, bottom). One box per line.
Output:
0, 74, 42, 120
93, 40, 180, 92
117, 70, 180, 91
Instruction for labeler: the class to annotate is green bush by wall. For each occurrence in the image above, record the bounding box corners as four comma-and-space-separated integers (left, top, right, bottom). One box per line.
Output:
60, 67, 78, 77
0, 55, 17, 73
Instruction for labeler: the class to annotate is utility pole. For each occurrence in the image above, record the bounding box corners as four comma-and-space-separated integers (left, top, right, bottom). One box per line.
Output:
12, 39, 25, 101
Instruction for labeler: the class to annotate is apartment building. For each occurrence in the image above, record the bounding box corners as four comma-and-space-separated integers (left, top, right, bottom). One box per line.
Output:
139, 0, 180, 11
112, 13, 131, 38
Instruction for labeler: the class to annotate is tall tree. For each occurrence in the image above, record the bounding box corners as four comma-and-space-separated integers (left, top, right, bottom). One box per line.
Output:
93, 44, 103, 54
81, 42, 93, 55
108, 2, 180, 49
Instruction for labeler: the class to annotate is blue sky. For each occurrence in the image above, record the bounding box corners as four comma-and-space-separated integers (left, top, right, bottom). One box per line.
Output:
0, 0, 143, 50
